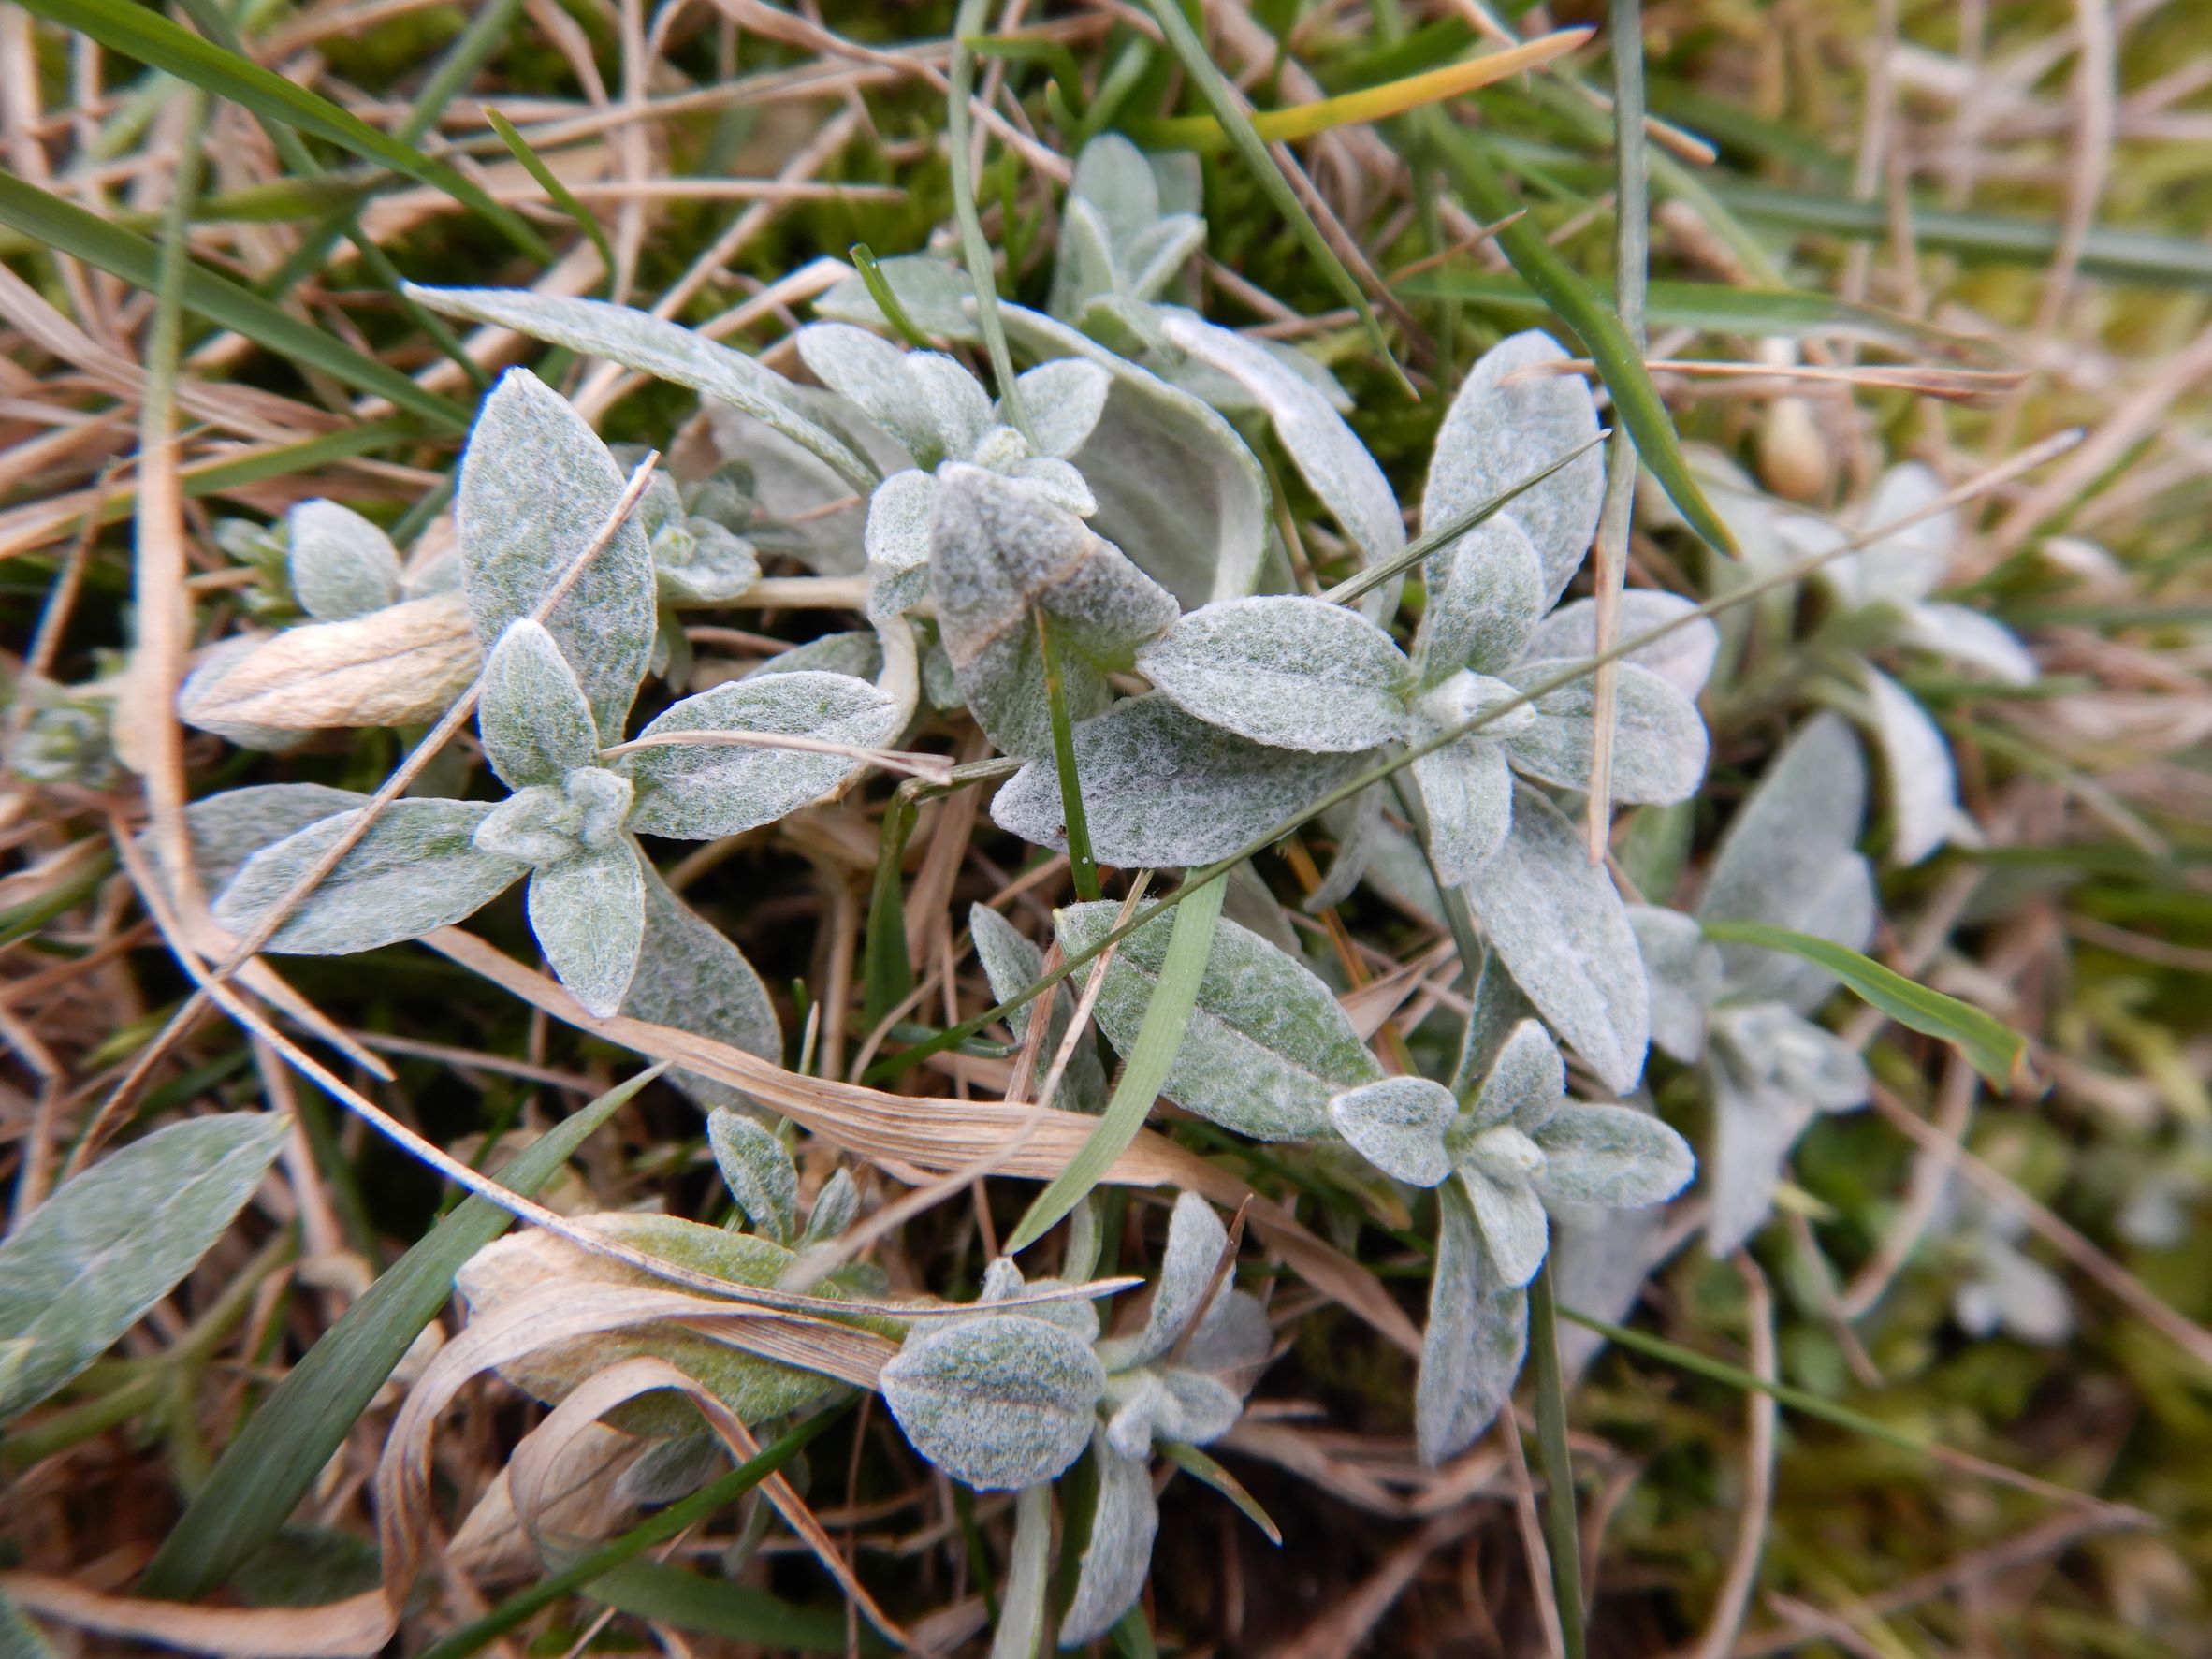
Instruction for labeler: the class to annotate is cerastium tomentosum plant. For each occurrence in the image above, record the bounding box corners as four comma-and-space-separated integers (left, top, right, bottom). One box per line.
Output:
48, 110, 2058, 1656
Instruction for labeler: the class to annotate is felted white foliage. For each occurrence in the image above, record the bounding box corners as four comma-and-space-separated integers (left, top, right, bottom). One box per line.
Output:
1017, 357, 1113, 459
183, 783, 370, 894
797, 324, 982, 466
1050, 133, 1203, 327
1628, 904, 1722, 1065
745, 632, 884, 683
407, 285, 879, 491
1114, 1190, 1236, 1369
621, 671, 901, 839
707, 1108, 797, 1245
1157, 313, 1405, 584
1416, 1182, 1528, 1464
1058, 1437, 1158, 1649
1860, 662, 1958, 866
1696, 713, 1876, 1012
1502, 659, 1710, 805
618, 861, 783, 1117
1823, 460, 1953, 610
213, 799, 521, 954
286, 500, 400, 622
802, 1168, 860, 1246
1898, 602, 2038, 685
1328, 1076, 1456, 1186
1407, 673, 1526, 885
1463, 784, 1652, 1095
1942, 1182, 2072, 1345
879, 1315, 1107, 1491
928, 462, 1178, 758
456, 369, 657, 744
1135, 596, 1411, 752
1521, 589, 1723, 700
969, 903, 1107, 1113
478, 619, 602, 790
1423, 331, 1606, 608
1056, 901, 1382, 1141
1413, 515, 1544, 689
992, 693, 1365, 868
527, 840, 646, 1018
998, 305, 1270, 608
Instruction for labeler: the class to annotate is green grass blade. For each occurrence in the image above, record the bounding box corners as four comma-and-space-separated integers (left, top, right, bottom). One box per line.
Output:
483, 107, 616, 284
1398, 269, 1996, 359
1036, 609, 1101, 903
1004, 876, 1227, 1253
0, 174, 470, 431
1528, 1263, 1588, 1659
413, 1398, 853, 1659
585, 1558, 862, 1652
1137, 0, 1412, 399
1159, 1439, 1282, 1544
19, 0, 548, 262
1418, 113, 1737, 556
948, 0, 1034, 443
851, 244, 935, 349
138, 1065, 667, 1601
1701, 920, 2032, 1090
861, 788, 920, 1031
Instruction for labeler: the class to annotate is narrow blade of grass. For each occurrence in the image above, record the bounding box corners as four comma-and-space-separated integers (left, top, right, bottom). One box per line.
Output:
1528, 1263, 1588, 1659
851, 244, 935, 348
948, 0, 1033, 442
585, 1558, 862, 1652
138, 1065, 667, 1600
1397, 269, 1997, 359
22, 0, 546, 262
1418, 113, 1737, 555
1004, 876, 1226, 1253
1159, 1439, 1282, 1544
1701, 921, 2033, 1091
1036, 608, 1101, 903
0, 173, 471, 430
1131, 28, 1594, 148
860, 788, 920, 1031
484, 107, 616, 284
1137, 0, 1413, 399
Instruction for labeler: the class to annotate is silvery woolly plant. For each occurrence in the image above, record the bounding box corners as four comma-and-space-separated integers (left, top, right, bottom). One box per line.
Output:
1631, 713, 1878, 1255
880, 1194, 1271, 1649
191, 367, 925, 1100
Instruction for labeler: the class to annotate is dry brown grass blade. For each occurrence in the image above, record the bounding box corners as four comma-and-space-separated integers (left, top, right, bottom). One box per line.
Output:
0, 1572, 393, 1658
426, 926, 1425, 1353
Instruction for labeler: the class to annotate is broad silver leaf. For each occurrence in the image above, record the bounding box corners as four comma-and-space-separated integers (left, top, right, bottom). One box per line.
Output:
880, 1314, 1107, 1491
0, 1113, 290, 1420
1058, 1441, 1158, 1648
1415, 1183, 1528, 1464
214, 800, 522, 953
1627, 904, 1718, 1064
1457, 1156, 1550, 1288
287, 499, 400, 622
528, 840, 646, 1018
618, 852, 785, 1117
745, 631, 883, 682
183, 783, 369, 894
1328, 1076, 1456, 1186
1533, 1103, 1696, 1210
802, 1167, 860, 1245
707, 1108, 797, 1244
1466, 1018, 1564, 1133
1158, 313, 1404, 584
1134, 596, 1410, 753
999, 304, 1269, 606
1409, 677, 1521, 885
410, 285, 878, 491
1521, 589, 1722, 699
1056, 902, 1383, 1141
1833, 460, 1952, 608
1423, 331, 1605, 607
1503, 659, 1709, 805
623, 670, 901, 838
478, 619, 602, 789
1414, 514, 1544, 685
1859, 662, 1957, 866
1703, 1070, 1807, 1256
1899, 601, 2038, 685
1012, 357, 1110, 458
456, 369, 658, 742
1463, 786, 1651, 1095
1127, 1191, 1231, 1366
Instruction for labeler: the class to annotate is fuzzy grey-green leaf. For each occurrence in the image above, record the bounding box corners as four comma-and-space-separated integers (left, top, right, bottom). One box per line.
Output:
1056, 902, 1381, 1141
214, 799, 522, 954
287, 499, 400, 622
1135, 596, 1409, 753
0, 1113, 290, 1420
528, 841, 645, 1018
1534, 1104, 1695, 1210
183, 783, 369, 894
1415, 514, 1544, 685
478, 618, 602, 788
880, 1314, 1106, 1492
456, 369, 658, 742
707, 1109, 797, 1245
623, 671, 901, 839
1059, 1441, 1159, 1648
1416, 1183, 1528, 1464
1503, 659, 1710, 805
1329, 1076, 1456, 1187
970, 903, 1105, 1113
